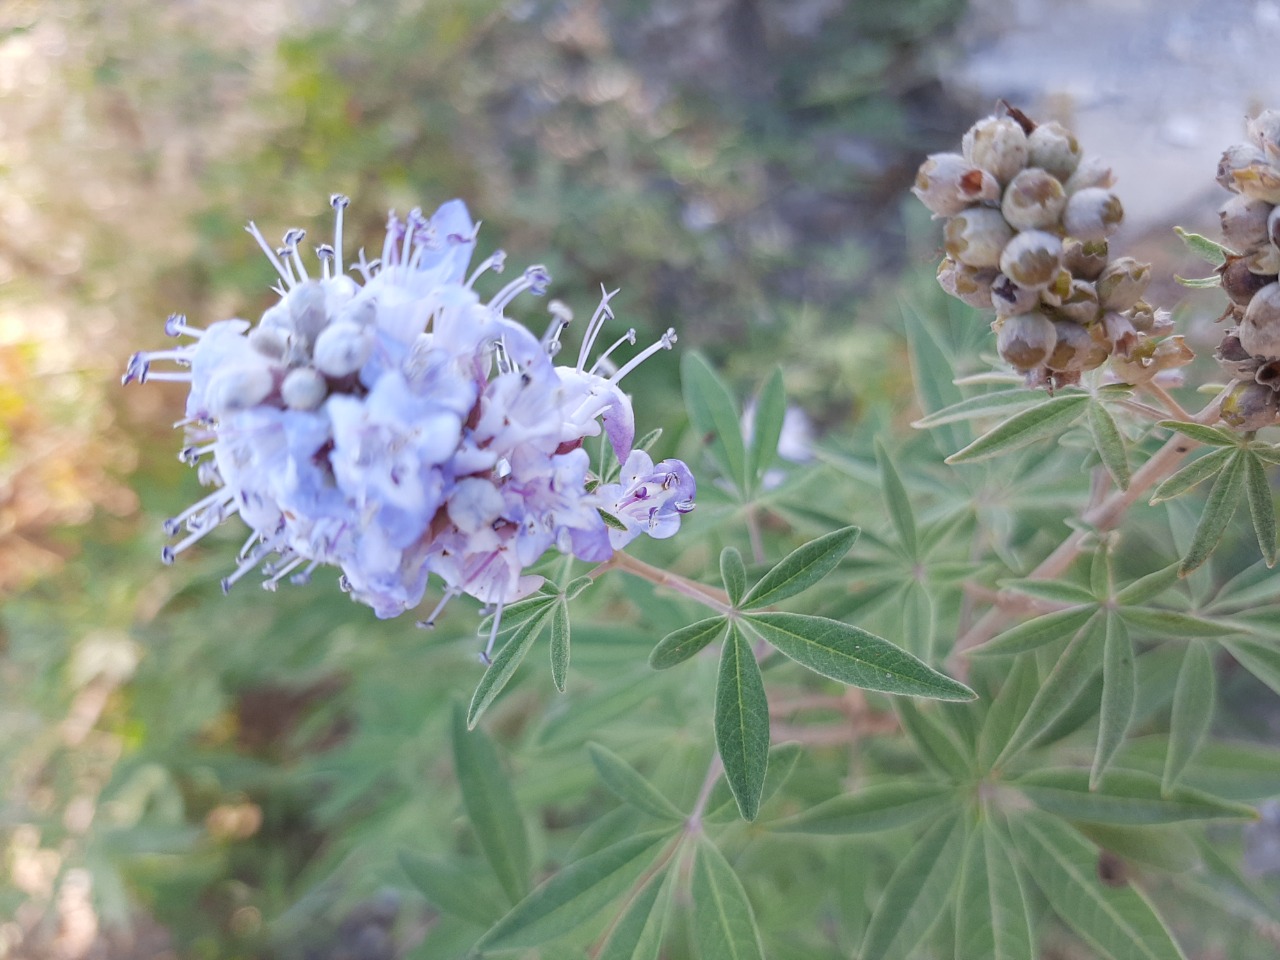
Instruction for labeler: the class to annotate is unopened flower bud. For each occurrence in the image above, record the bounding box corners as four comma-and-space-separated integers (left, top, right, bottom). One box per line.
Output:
1215, 333, 1260, 380
1220, 257, 1275, 308
937, 258, 997, 308
1111, 336, 1194, 386
289, 281, 330, 344
1064, 188, 1123, 241
1126, 300, 1170, 335
1248, 110, 1280, 159
1064, 156, 1115, 194
944, 207, 1014, 268
1246, 244, 1280, 277
281, 366, 327, 410
1217, 143, 1269, 193
1095, 258, 1151, 311
996, 310, 1057, 371
991, 273, 1039, 316
1026, 121, 1081, 182
1054, 279, 1101, 325
248, 326, 288, 359
1062, 238, 1109, 280
1102, 311, 1139, 357
1229, 162, 1280, 204
1221, 381, 1279, 431
999, 230, 1062, 290
313, 320, 374, 377
963, 116, 1029, 184
1001, 168, 1067, 230
1241, 281, 1280, 357
206, 364, 273, 417
1220, 195, 1272, 251
1045, 319, 1106, 372
912, 153, 1002, 217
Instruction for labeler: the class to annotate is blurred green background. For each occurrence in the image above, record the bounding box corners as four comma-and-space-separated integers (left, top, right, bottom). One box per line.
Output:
0, 0, 1107, 955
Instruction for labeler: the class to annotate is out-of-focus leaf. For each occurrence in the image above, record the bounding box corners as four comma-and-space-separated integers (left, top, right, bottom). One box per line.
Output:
902, 299, 967, 454
1114, 564, 1182, 606
597, 862, 676, 960
744, 612, 975, 700
770, 779, 955, 835
1180, 450, 1244, 575
1120, 735, 1280, 802
739, 525, 860, 609
1149, 446, 1233, 503
478, 592, 558, 637
1076, 823, 1200, 873
474, 831, 672, 952
969, 606, 1096, 658
587, 743, 685, 821
995, 615, 1105, 764
398, 852, 504, 927
451, 704, 531, 905
1013, 767, 1256, 824
468, 602, 556, 727
746, 367, 786, 494
715, 622, 769, 821
649, 617, 727, 670
1120, 607, 1247, 639
683, 351, 748, 495
895, 699, 972, 780
978, 656, 1040, 773
860, 814, 965, 960
946, 393, 1089, 464
691, 839, 766, 960
875, 438, 917, 559
1243, 451, 1278, 566
955, 823, 1034, 960
550, 599, 571, 693
1093, 614, 1135, 788
720, 546, 747, 606
1008, 812, 1188, 960
1163, 643, 1215, 792
1174, 226, 1231, 265
998, 579, 1096, 605
1088, 401, 1130, 490
910, 388, 1042, 428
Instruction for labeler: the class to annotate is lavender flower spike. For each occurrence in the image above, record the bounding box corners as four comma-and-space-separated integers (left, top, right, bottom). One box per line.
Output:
124, 197, 695, 629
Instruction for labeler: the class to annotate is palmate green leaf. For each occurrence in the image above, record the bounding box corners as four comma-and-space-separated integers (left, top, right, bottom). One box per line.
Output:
969, 605, 1096, 658
739, 525, 860, 609
1243, 451, 1278, 566
649, 617, 727, 670
398, 852, 504, 927
998, 578, 1097, 605
478, 592, 558, 637
1156, 418, 1238, 447
1221, 635, 1280, 699
978, 656, 1040, 772
1121, 735, 1280, 802
902, 298, 967, 455
704, 742, 803, 824
900, 581, 936, 663
1076, 823, 1200, 873
1088, 400, 1130, 490
1114, 563, 1181, 606
691, 839, 766, 960
1118, 606, 1246, 639
1008, 812, 1188, 960
1189, 838, 1280, 926
597, 862, 677, 960
910, 388, 1043, 428
468, 603, 557, 727
1093, 614, 1135, 788
994, 614, 1105, 766
895, 699, 972, 780
1091, 541, 1113, 597
945, 393, 1089, 464
1013, 767, 1255, 824
682, 351, 748, 495
715, 622, 770, 821
743, 612, 975, 700
860, 813, 966, 960
451, 704, 531, 906
955, 822, 1035, 960
875, 438, 918, 559
1180, 449, 1245, 575
770, 779, 955, 835
474, 830, 673, 953
550, 600, 570, 693
1174, 225, 1232, 266
587, 743, 685, 821
720, 547, 747, 606
1148, 446, 1234, 503
1163, 643, 1215, 792
747, 367, 786, 495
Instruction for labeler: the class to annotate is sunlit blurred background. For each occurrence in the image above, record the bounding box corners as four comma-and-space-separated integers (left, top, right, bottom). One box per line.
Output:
3, 0, 1279, 955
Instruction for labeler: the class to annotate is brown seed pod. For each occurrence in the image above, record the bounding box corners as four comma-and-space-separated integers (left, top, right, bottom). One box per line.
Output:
913, 153, 1002, 217
937, 258, 997, 309
1220, 256, 1275, 307
999, 230, 1063, 290
1064, 188, 1123, 241
1001, 168, 1068, 230
1061, 238, 1109, 281
1220, 194, 1272, 251
944, 207, 1014, 269
996, 310, 1057, 371
1221, 380, 1279, 431
1046, 318, 1108, 372
1095, 258, 1152, 312
991, 272, 1040, 316
1027, 121, 1081, 182
963, 116, 1029, 184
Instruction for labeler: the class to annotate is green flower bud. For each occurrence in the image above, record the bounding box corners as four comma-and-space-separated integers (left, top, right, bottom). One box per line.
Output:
1046, 318, 1108, 372
912, 152, 1002, 217
1095, 257, 1151, 311
936, 257, 997, 308
996, 310, 1057, 372
1064, 156, 1115, 194
1027, 121, 1081, 182
1001, 168, 1067, 230
1220, 256, 1275, 308
999, 229, 1062, 290
944, 207, 1014, 269
1062, 237, 1109, 281
1063, 187, 1123, 241
1221, 380, 1279, 432
963, 116, 1029, 184
991, 272, 1039, 316
1217, 143, 1269, 193
1219, 195, 1272, 252
1240, 280, 1280, 357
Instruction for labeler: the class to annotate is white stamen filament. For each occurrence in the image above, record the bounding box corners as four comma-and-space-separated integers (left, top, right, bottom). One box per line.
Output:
610, 328, 677, 384
145, 371, 194, 383
331, 195, 347, 276
164, 488, 236, 535
222, 531, 288, 594
245, 222, 294, 287
576, 286, 620, 371
263, 554, 307, 590
589, 328, 637, 375
416, 589, 459, 629
466, 250, 507, 289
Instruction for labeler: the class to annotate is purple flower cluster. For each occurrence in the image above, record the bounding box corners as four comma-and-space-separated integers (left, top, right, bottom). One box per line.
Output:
125, 197, 694, 626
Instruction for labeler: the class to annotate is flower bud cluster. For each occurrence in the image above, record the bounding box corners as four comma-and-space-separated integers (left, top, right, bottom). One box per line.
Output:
915, 107, 1185, 388
1213, 110, 1280, 430
124, 197, 695, 632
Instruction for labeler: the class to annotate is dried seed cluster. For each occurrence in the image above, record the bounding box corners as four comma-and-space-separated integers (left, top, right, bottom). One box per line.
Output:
1213, 110, 1280, 430
915, 107, 1187, 388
